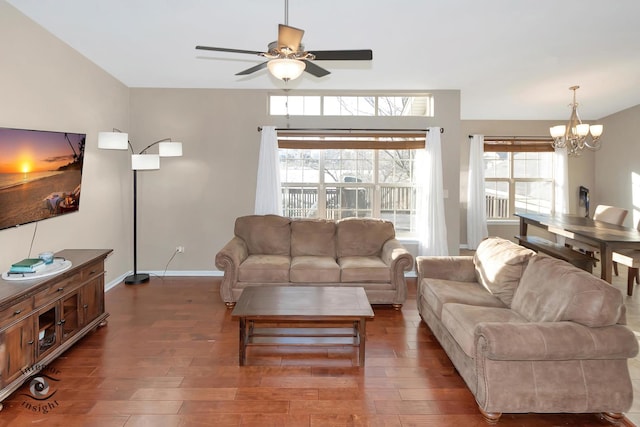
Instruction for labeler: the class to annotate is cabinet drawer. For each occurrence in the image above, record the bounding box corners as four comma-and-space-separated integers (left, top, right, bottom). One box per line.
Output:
0, 298, 33, 329
81, 261, 104, 281
34, 271, 82, 307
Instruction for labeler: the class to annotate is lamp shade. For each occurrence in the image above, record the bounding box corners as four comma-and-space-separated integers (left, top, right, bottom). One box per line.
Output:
549, 125, 565, 138
576, 123, 590, 137
131, 154, 160, 170
590, 124, 604, 137
267, 58, 306, 81
159, 141, 183, 157
98, 131, 128, 150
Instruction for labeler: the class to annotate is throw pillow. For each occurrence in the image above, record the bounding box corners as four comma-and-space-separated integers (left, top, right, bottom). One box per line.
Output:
473, 237, 535, 306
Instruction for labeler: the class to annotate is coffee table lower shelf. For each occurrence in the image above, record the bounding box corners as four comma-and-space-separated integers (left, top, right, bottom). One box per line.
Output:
239, 323, 366, 365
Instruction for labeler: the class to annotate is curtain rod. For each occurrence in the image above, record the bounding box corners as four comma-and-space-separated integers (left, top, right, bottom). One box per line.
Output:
468, 135, 552, 140
259, 127, 444, 133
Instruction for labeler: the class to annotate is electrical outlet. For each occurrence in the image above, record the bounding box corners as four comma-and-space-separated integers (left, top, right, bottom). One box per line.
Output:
176, 246, 185, 253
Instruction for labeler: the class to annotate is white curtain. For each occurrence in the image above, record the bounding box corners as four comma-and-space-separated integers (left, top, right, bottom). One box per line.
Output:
467, 134, 488, 249
416, 127, 449, 256
554, 147, 569, 215
552, 147, 569, 245
254, 126, 283, 215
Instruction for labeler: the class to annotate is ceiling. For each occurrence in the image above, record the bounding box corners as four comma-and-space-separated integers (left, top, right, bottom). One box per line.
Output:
7, 0, 640, 120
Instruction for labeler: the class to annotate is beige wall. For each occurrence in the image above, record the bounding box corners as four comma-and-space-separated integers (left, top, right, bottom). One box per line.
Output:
128, 89, 462, 270
597, 104, 640, 228
461, 120, 596, 244
0, 2, 131, 284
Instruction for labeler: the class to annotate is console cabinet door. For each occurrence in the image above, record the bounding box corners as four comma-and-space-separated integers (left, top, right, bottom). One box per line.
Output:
81, 277, 104, 326
36, 302, 59, 360
0, 316, 35, 387
60, 290, 81, 343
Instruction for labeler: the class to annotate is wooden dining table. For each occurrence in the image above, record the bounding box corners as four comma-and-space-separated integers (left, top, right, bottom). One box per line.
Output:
516, 212, 640, 283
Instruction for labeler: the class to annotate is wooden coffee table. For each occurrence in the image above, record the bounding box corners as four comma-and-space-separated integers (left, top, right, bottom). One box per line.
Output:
231, 286, 374, 366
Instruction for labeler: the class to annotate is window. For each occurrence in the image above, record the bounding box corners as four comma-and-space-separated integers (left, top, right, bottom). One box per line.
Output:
483, 138, 554, 219
279, 132, 424, 235
269, 94, 434, 117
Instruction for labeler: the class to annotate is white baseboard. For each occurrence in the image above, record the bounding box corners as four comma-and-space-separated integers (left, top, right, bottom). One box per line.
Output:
104, 269, 416, 290
104, 270, 223, 292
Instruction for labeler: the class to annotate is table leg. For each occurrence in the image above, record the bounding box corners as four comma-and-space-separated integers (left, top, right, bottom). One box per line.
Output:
601, 244, 613, 283
519, 217, 528, 237
358, 317, 366, 367
239, 317, 246, 366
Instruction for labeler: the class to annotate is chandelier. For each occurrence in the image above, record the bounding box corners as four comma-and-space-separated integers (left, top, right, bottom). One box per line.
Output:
549, 85, 603, 156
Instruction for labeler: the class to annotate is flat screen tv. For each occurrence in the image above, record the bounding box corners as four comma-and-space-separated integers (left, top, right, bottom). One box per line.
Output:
0, 127, 85, 231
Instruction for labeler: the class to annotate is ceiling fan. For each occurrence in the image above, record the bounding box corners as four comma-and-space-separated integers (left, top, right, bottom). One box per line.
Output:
195, 0, 373, 81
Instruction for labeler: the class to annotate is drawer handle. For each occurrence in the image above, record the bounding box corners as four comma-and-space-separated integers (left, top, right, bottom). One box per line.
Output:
13, 309, 21, 315
57, 287, 64, 292
83, 304, 89, 309
89, 270, 97, 276
58, 319, 66, 325
27, 340, 34, 345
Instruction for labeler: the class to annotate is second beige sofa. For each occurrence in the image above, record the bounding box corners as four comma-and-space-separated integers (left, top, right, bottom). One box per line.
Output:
416, 237, 638, 424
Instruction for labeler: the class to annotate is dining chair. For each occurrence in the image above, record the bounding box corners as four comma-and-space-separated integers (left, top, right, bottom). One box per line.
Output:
566, 205, 629, 256
612, 218, 640, 296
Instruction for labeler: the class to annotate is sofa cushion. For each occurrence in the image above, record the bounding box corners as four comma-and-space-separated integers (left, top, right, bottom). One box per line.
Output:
336, 218, 395, 258
290, 256, 340, 283
420, 278, 507, 319
238, 255, 290, 283
441, 303, 528, 358
511, 255, 624, 327
473, 237, 535, 307
235, 215, 291, 256
339, 256, 390, 282
291, 219, 336, 258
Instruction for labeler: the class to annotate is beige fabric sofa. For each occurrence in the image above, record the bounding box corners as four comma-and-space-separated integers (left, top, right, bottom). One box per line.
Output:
416, 237, 638, 424
215, 214, 414, 308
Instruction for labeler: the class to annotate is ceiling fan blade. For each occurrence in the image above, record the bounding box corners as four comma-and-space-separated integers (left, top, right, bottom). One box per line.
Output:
235, 61, 269, 76
310, 50, 373, 61
303, 60, 330, 78
278, 24, 304, 51
196, 45, 263, 56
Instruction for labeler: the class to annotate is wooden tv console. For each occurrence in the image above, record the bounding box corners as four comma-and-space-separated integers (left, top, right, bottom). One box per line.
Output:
0, 249, 112, 409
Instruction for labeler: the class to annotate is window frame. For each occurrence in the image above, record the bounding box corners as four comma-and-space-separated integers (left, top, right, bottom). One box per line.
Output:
269, 94, 434, 117
483, 137, 555, 221
278, 131, 424, 236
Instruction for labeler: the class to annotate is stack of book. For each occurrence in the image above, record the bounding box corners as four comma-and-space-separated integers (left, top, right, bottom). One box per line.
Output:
9, 258, 46, 274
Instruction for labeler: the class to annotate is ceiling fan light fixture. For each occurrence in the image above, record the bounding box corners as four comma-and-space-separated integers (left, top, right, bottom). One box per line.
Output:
267, 58, 306, 81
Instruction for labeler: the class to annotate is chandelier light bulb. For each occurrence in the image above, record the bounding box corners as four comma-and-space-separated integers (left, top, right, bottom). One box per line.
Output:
576, 123, 590, 137
550, 125, 565, 138
590, 124, 603, 137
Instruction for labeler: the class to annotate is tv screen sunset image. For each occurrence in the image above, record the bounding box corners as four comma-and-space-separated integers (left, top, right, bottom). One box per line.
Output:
0, 127, 85, 230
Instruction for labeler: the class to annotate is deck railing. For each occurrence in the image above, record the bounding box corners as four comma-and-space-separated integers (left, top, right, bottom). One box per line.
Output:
486, 194, 509, 218
282, 186, 414, 220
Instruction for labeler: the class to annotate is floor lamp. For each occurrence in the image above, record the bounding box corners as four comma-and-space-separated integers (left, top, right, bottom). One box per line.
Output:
98, 130, 183, 284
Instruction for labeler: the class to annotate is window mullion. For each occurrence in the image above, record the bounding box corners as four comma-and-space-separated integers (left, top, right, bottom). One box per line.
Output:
318, 151, 326, 217
509, 153, 516, 217
373, 150, 380, 217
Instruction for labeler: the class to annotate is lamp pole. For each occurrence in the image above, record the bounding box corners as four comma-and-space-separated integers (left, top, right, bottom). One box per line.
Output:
124, 169, 149, 284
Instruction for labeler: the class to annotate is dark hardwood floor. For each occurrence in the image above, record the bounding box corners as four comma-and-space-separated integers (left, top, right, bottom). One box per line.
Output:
0, 277, 633, 426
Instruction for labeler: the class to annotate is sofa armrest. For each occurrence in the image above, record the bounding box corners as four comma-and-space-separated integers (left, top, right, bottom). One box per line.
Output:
215, 236, 249, 303
475, 321, 639, 361
381, 238, 414, 271
416, 256, 476, 283
380, 239, 414, 306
